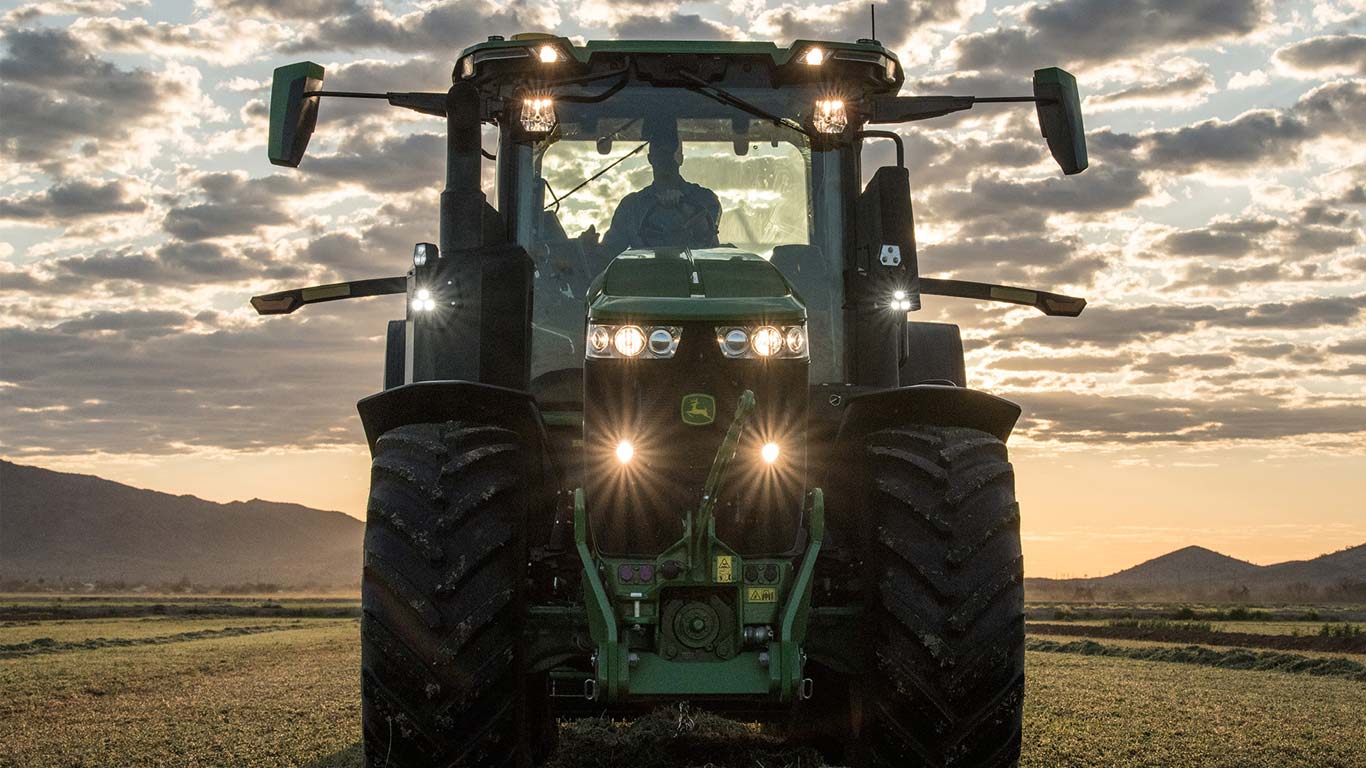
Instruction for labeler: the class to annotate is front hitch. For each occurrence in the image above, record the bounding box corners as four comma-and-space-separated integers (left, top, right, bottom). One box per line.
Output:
689, 389, 756, 580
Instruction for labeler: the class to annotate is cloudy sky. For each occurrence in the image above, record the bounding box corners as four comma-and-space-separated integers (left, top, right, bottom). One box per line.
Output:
1, 0, 1363, 577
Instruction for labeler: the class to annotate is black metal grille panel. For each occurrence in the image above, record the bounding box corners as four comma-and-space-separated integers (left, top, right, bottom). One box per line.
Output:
584, 322, 807, 555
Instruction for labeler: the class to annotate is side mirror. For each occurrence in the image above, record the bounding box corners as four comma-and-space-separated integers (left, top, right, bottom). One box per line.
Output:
268, 61, 325, 168
1033, 67, 1087, 175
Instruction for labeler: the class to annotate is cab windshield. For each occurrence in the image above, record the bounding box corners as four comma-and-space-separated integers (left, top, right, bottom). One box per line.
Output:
500, 85, 847, 398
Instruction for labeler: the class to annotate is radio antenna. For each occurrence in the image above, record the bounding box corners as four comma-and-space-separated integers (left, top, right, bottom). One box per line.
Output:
870, 4, 877, 42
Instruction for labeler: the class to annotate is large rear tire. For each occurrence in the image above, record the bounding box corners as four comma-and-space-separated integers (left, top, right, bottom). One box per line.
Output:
361, 422, 531, 768
858, 426, 1024, 768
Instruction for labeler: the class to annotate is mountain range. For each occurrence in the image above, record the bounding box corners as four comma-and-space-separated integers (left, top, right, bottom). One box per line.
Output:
1026, 543, 1366, 600
1, 460, 1360, 594
0, 460, 363, 588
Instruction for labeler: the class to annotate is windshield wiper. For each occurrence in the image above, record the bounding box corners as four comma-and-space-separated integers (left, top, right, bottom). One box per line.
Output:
677, 72, 811, 138
545, 141, 648, 211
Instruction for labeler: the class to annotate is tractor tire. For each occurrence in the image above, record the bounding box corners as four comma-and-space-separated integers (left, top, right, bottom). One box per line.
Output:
858, 426, 1024, 768
360, 421, 532, 768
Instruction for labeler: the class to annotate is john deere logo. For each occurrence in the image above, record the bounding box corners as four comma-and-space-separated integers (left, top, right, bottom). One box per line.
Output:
681, 394, 716, 426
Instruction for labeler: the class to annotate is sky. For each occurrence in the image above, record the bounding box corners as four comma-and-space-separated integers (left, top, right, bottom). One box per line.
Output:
1, 0, 1363, 578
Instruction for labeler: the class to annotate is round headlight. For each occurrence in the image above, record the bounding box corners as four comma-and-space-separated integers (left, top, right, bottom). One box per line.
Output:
761, 442, 780, 464
647, 328, 676, 356
614, 326, 645, 357
752, 326, 783, 357
589, 326, 610, 353
784, 326, 806, 355
721, 328, 749, 357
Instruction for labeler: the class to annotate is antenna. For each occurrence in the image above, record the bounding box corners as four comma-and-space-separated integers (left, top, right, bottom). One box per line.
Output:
871, 4, 877, 42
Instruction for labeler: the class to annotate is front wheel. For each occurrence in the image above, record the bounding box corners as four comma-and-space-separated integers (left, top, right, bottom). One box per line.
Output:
858, 426, 1025, 767
360, 422, 532, 767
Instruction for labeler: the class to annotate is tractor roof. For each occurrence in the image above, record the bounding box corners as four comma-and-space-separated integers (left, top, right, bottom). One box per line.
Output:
455, 35, 904, 91
587, 248, 806, 323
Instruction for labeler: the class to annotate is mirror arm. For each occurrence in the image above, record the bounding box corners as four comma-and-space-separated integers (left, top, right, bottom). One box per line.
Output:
251, 276, 408, 316
919, 277, 1086, 317
302, 90, 447, 117
868, 95, 1054, 124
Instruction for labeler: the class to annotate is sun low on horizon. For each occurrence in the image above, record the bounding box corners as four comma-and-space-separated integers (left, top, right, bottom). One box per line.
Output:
2, 0, 1364, 579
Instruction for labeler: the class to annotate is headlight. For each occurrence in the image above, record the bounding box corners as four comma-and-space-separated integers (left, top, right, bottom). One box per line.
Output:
521, 97, 555, 133
761, 442, 780, 464
715, 324, 808, 359
813, 100, 847, 134
412, 242, 436, 267
751, 326, 783, 357
802, 46, 825, 66
589, 325, 610, 354
648, 327, 678, 356
587, 324, 681, 359
538, 44, 560, 63
411, 287, 436, 312
613, 326, 645, 357
721, 328, 749, 358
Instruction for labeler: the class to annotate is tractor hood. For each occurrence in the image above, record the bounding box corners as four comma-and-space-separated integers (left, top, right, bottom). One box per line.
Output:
587, 247, 806, 324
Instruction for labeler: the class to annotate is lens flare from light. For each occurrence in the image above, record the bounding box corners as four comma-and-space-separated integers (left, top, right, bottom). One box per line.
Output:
813, 99, 847, 134
521, 97, 556, 133
538, 45, 560, 63
803, 47, 825, 66
752, 326, 783, 357
615, 440, 634, 464
761, 442, 780, 464
614, 326, 645, 357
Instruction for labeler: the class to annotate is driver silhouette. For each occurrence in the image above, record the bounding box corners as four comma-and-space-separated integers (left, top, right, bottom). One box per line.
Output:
600, 125, 721, 257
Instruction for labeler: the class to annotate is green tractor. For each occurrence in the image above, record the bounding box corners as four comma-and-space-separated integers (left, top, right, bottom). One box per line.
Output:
253, 33, 1087, 768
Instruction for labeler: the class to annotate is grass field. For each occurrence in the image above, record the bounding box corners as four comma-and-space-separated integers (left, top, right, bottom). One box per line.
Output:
2, 602, 1364, 767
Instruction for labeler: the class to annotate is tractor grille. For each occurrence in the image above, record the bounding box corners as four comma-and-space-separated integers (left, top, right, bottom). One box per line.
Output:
584, 322, 807, 555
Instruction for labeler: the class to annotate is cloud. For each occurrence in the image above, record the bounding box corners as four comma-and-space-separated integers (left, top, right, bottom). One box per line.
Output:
949, 0, 1267, 71
1087, 67, 1216, 112
930, 166, 1151, 222
0, 179, 146, 222
613, 14, 738, 40
275, 0, 559, 54
161, 172, 312, 241
1, 240, 307, 296
0, 26, 207, 175
990, 295, 1366, 349
0, 301, 400, 455
1, 0, 144, 24
1012, 390, 1366, 444
1274, 34, 1366, 77
1226, 69, 1269, 90
209, 0, 359, 20
1103, 79, 1366, 173
754, 0, 969, 50
300, 132, 448, 194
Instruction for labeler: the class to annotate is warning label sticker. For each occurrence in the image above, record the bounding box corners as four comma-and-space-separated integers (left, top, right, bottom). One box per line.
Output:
746, 587, 777, 603
714, 555, 735, 583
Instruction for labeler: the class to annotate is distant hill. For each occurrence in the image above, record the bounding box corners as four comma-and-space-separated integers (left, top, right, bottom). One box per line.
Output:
1027, 543, 1366, 601
0, 460, 363, 589
1092, 545, 1263, 588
